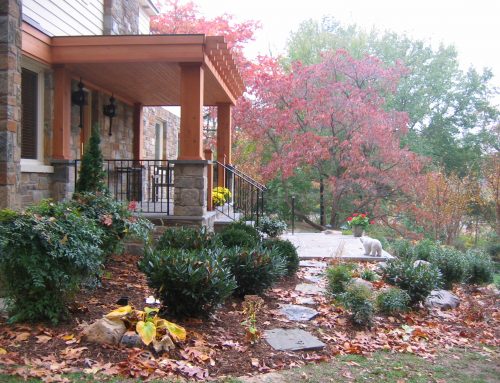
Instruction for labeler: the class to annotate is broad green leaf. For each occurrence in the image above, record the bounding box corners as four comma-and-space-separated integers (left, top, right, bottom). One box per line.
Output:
144, 307, 159, 316
105, 305, 132, 319
136, 320, 156, 345
156, 319, 186, 342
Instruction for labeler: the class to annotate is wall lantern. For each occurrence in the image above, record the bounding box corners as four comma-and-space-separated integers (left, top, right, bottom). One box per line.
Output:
103, 95, 117, 136
71, 79, 87, 128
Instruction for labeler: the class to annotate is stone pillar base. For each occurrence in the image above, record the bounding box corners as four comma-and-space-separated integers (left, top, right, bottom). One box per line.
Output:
172, 160, 209, 218
51, 160, 76, 201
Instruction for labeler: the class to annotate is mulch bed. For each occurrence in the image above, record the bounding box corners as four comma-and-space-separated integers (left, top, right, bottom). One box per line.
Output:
0, 253, 499, 382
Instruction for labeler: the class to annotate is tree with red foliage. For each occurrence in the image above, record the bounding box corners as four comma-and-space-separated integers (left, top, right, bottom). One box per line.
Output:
234, 51, 424, 227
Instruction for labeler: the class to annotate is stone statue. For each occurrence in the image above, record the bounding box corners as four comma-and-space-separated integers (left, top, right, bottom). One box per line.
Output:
360, 236, 382, 257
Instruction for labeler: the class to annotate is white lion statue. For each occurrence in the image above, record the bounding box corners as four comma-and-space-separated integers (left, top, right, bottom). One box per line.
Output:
360, 236, 383, 257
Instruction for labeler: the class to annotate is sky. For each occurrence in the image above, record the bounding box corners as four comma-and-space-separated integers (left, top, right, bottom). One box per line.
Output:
191, 0, 499, 101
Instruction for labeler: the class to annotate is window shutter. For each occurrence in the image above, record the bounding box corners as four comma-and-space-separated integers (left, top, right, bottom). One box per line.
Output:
21, 68, 38, 159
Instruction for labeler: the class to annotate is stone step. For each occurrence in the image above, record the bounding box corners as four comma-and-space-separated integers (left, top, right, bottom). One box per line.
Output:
264, 328, 325, 351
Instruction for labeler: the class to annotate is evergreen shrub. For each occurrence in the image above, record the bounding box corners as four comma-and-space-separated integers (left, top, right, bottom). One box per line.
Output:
338, 284, 374, 327
464, 249, 494, 285
376, 288, 411, 315
326, 263, 355, 295
156, 226, 219, 251
262, 238, 299, 275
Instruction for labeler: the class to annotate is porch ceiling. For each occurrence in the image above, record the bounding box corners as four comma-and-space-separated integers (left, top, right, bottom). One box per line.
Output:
22, 24, 245, 106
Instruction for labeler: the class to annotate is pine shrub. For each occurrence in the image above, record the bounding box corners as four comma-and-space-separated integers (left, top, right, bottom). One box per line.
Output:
383, 258, 442, 305
0, 201, 104, 324
75, 124, 107, 193
326, 263, 355, 295
262, 238, 299, 275
225, 246, 287, 297
338, 284, 374, 327
376, 288, 411, 315
139, 247, 236, 318
156, 226, 219, 251
464, 249, 494, 285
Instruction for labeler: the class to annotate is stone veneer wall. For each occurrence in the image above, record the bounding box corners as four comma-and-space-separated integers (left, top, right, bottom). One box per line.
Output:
143, 107, 180, 160
0, 0, 22, 209
103, 0, 140, 35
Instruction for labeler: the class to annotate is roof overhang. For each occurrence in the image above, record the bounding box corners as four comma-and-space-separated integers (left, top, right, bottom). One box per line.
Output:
21, 22, 245, 106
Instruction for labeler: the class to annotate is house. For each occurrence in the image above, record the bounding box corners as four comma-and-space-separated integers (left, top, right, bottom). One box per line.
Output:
0, 0, 260, 228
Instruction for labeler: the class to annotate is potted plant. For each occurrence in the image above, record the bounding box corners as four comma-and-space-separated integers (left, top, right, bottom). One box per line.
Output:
346, 213, 372, 237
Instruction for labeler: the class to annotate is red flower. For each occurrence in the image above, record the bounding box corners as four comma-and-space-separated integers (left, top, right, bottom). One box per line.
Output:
352, 213, 358, 217
128, 201, 138, 211
370, 220, 375, 224
361, 214, 366, 218
347, 217, 353, 221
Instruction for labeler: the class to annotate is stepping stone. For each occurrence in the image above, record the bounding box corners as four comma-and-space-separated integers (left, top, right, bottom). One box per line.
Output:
295, 296, 316, 305
306, 268, 325, 276
299, 260, 327, 268
304, 275, 323, 283
280, 304, 318, 321
295, 283, 325, 295
264, 328, 325, 351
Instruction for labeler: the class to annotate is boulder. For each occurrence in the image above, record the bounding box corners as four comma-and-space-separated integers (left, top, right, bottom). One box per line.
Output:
120, 331, 143, 348
425, 290, 460, 310
349, 278, 373, 291
82, 317, 126, 345
413, 260, 431, 268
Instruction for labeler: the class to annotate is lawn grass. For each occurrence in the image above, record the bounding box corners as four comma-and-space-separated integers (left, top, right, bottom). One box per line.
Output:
1, 347, 497, 383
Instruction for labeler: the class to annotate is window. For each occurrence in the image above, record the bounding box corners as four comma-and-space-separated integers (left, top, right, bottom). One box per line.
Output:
20, 59, 52, 173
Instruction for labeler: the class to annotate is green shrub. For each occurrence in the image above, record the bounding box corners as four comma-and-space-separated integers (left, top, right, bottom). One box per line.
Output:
0, 202, 104, 324
429, 247, 466, 288
220, 227, 260, 249
156, 226, 219, 251
360, 269, 378, 282
225, 246, 286, 297
389, 239, 413, 259
139, 247, 236, 318
413, 239, 439, 262
72, 192, 152, 256
376, 288, 411, 315
257, 216, 287, 238
75, 124, 107, 193
326, 263, 355, 295
338, 284, 374, 327
464, 249, 494, 285
262, 238, 299, 275
485, 236, 500, 263
383, 258, 442, 305
226, 221, 261, 240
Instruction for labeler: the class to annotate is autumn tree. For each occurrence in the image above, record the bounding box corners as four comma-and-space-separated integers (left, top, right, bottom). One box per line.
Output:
235, 52, 423, 228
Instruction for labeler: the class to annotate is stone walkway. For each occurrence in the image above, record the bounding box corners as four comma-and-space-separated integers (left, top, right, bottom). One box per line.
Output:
281, 232, 394, 261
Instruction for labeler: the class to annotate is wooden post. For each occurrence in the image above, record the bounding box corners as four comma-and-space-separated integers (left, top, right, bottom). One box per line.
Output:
204, 148, 213, 211
217, 103, 232, 187
53, 66, 72, 160
133, 103, 144, 161
179, 64, 204, 160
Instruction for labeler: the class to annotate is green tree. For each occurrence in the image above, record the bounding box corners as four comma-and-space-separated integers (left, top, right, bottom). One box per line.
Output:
75, 124, 107, 193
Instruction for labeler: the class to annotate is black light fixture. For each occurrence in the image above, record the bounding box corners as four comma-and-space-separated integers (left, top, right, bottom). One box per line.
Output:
71, 79, 87, 128
103, 94, 117, 136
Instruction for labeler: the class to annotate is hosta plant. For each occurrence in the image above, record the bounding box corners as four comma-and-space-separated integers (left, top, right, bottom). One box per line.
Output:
105, 305, 186, 351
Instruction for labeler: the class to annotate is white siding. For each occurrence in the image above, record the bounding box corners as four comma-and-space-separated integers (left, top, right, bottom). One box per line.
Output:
138, 7, 150, 34
23, 0, 104, 36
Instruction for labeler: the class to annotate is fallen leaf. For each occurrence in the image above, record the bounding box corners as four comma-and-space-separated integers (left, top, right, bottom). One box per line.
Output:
14, 332, 31, 342
0, 348, 7, 354
251, 358, 259, 367
35, 335, 52, 344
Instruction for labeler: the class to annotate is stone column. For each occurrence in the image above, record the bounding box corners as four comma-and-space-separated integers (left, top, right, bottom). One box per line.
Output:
0, 0, 22, 209
50, 160, 75, 202
172, 160, 208, 218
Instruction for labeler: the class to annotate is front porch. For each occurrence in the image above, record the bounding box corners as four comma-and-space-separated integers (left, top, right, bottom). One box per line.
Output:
21, 23, 258, 228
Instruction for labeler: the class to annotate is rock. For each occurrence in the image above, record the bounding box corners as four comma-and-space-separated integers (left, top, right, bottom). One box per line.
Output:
120, 331, 143, 348
299, 261, 327, 268
295, 283, 325, 295
82, 317, 126, 345
295, 296, 316, 305
413, 260, 431, 268
425, 290, 460, 310
349, 278, 373, 290
304, 275, 322, 283
264, 328, 325, 351
280, 304, 319, 321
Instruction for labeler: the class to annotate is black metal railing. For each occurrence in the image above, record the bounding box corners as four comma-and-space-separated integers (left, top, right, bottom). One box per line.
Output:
74, 159, 174, 214
213, 161, 266, 224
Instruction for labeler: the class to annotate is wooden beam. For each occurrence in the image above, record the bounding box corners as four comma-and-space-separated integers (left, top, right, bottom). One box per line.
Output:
21, 23, 52, 64
217, 103, 232, 165
204, 148, 214, 211
179, 64, 204, 160
133, 103, 144, 160
53, 66, 71, 160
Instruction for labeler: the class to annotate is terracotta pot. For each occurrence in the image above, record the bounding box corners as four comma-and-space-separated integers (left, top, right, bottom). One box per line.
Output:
352, 225, 364, 237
